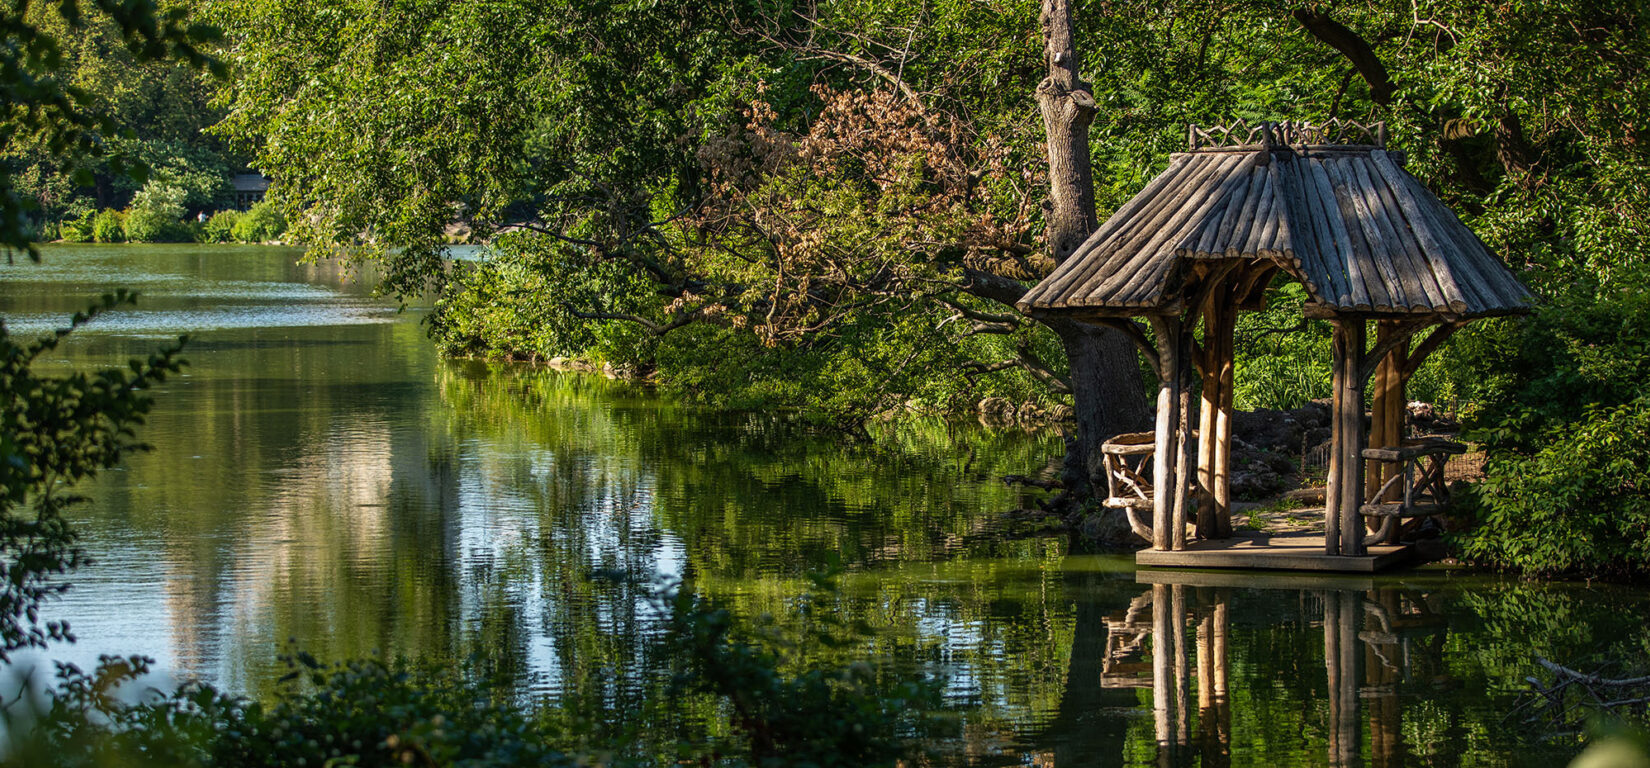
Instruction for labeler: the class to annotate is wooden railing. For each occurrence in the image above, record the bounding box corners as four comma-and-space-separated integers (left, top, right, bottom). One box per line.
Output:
1359, 437, 1466, 545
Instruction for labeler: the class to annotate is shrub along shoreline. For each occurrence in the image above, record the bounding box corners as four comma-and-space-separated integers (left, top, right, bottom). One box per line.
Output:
52, 199, 286, 245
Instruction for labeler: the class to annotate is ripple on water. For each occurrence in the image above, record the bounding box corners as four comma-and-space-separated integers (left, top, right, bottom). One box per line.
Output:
2, 303, 401, 335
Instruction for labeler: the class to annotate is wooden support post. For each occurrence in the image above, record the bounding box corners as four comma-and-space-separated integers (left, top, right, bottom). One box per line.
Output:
1172, 335, 1195, 551
1368, 320, 1409, 511
1327, 319, 1368, 556
1149, 316, 1189, 551
1214, 305, 1236, 539
1196, 324, 1219, 538
1196, 301, 1236, 539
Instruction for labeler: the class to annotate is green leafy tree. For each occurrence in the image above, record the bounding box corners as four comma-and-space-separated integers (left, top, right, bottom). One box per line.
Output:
121, 179, 190, 241
0, 0, 222, 255
213, 0, 1153, 506
215, 0, 1650, 546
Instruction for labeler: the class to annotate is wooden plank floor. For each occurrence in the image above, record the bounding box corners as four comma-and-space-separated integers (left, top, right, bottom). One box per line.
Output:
1135, 531, 1412, 573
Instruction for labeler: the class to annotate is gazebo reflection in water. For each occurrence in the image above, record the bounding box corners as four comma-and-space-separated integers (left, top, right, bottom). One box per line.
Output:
1101, 571, 1447, 767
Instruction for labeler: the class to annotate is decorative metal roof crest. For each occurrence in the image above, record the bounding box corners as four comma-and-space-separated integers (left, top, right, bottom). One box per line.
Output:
1188, 119, 1387, 150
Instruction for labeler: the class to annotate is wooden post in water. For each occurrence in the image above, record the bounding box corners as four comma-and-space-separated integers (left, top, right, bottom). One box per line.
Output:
1323, 590, 1364, 767
1212, 594, 1231, 759
1197, 588, 1233, 767
1324, 592, 1340, 766
1337, 591, 1362, 766
1172, 584, 1190, 747
1367, 589, 1407, 768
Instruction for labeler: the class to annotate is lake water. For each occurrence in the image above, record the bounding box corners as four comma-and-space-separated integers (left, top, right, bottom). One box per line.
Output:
2, 244, 1644, 766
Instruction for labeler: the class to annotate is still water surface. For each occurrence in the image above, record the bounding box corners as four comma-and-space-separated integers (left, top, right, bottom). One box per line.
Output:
2, 244, 1645, 766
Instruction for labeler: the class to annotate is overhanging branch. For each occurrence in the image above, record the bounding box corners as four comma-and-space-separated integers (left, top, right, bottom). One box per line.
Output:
1292, 9, 1395, 106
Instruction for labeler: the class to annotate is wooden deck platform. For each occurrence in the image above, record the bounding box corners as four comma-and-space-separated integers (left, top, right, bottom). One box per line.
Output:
1135, 531, 1412, 573
1135, 567, 1377, 591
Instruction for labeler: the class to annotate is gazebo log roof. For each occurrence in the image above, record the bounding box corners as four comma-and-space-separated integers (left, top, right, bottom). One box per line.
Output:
1019, 123, 1533, 319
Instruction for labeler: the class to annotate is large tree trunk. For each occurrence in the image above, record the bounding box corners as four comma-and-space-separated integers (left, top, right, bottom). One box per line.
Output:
1051, 319, 1150, 505
1037, 0, 1098, 259
1037, 0, 1150, 516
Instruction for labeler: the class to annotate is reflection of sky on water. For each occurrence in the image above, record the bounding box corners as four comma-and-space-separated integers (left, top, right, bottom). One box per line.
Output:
3, 304, 401, 336
4, 245, 698, 703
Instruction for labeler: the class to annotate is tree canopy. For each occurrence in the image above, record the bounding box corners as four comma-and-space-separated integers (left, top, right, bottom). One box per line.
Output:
1, 0, 224, 254
206, 0, 1650, 570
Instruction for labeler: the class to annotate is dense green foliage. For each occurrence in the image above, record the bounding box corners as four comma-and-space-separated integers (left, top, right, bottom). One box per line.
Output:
1456, 396, 1650, 578
1447, 262, 1650, 575
208, 0, 1650, 572
229, 200, 283, 243
120, 181, 190, 242
0, 1, 225, 253
0, 294, 185, 659
57, 199, 285, 244
209, 0, 1087, 420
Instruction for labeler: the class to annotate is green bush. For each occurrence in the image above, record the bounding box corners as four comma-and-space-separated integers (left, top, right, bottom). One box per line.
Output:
230, 200, 285, 242
200, 209, 242, 243
4, 654, 582, 768
91, 208, 125, 243
57, 209, 95, 242
122, 182, 192, 242
1454, 395, 1650, 578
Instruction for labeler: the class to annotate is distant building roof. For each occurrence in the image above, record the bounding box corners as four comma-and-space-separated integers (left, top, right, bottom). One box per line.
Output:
1018, 122, 1533, 319
232, 173, 269, 193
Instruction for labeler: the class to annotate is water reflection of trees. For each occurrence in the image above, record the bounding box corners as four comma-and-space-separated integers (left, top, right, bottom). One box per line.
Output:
426, 363, 1072, 725
60, 335, 1650, 766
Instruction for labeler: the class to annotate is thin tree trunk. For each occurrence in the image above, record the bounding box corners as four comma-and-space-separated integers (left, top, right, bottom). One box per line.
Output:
1038, 0, 1150, 517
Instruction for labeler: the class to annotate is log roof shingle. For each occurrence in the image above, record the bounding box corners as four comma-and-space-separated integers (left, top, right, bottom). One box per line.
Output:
1018, 137, 1533, 318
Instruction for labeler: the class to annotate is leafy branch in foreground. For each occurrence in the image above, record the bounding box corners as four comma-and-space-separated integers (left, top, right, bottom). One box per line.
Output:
0, 291, 186, 659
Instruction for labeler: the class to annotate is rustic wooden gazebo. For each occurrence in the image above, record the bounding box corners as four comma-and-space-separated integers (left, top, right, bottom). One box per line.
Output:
1019, 121, 1532, 568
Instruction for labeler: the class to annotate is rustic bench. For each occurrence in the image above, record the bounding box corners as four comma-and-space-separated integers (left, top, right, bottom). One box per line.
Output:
1359, 436, 1467, 544
1100, 431, 1159, 511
